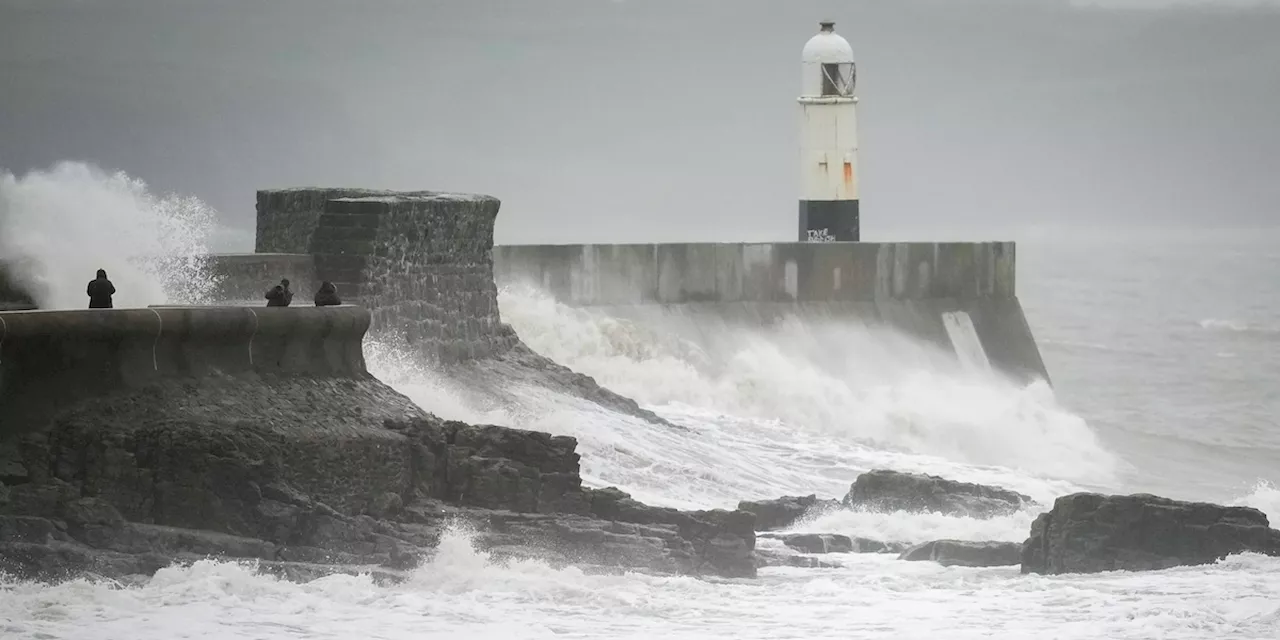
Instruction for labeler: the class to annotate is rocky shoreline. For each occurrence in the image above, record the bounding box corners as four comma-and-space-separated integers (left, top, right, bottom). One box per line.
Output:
0, 373, 755, 583
738, 469, 1280, 572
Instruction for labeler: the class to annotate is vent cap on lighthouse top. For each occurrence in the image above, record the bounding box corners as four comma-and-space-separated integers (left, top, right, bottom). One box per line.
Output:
802, 20, 854, 63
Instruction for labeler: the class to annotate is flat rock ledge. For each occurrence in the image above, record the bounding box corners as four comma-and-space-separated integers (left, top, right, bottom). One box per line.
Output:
843, 469, 1033, 518
758, 533, 907, 555
1021, 492, 1280, 575
898, 540, 1023, 567
737, 495, 841, 531
0, 379, 756, 583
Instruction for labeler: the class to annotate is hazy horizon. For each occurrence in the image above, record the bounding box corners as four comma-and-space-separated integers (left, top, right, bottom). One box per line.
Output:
2, 0, 1278, 249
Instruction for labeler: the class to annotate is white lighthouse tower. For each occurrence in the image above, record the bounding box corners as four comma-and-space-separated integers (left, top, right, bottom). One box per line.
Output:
798, 21, 860, 242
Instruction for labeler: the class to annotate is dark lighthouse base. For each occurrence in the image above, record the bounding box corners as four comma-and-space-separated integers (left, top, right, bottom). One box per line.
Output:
798, 199, 860, 242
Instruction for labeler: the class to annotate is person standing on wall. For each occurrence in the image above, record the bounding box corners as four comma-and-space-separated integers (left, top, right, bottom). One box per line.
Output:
86, 269, 115, 309
314, 281, 341, 307
265, 278, 294, 307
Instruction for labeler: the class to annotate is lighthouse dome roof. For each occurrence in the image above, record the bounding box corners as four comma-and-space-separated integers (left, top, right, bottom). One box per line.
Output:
801, 22, 854, 64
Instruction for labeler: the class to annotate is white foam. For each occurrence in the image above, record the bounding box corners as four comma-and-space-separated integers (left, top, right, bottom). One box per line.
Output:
497, 284, 1120, 488
1229, 480, 1280, 522
0, 162, 218, 309
5, 526, 1279, 640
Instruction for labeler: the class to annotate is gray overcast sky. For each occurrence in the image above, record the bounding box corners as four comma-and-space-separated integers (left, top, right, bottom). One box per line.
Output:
1, 0, 1278, 247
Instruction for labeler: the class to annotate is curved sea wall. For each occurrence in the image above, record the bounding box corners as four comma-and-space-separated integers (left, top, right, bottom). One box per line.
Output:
0, 306, 368, 436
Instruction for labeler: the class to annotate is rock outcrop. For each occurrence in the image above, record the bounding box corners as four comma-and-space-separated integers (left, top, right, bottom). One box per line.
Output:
737, 495, 840, 531
0, 367, 756, 582
898, 540, 1022, 567
843, 469, 1032, 518
759, 533, 906, 555
1021, 492, 1280, 575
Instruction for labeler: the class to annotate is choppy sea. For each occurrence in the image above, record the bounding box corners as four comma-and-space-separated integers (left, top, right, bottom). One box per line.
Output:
2, 164, 1278, 639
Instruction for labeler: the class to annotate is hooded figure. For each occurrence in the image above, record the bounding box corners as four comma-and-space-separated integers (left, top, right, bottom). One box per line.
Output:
265, 278, 294, 307
314, 281, 341, 307
86, 269, 116, 309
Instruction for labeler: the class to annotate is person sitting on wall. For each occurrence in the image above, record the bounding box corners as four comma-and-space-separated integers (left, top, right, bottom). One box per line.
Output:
86, 269, 116, 309
314, 281, 341, 307
265, 278, 294, 307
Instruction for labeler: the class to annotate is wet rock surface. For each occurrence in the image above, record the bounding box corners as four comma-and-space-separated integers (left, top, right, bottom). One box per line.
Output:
1021, 492, 1280, 575
737, 495, 840, 531
758, 533, 907, 555
843, 469, 1033, 518
898, 540, 1023, 567
0, 375, 755, 583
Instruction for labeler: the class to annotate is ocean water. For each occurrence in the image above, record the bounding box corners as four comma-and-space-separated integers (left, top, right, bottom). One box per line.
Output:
2, 166, 1279, 639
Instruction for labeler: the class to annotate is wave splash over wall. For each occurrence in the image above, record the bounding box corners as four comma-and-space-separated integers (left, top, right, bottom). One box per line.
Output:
0, 162, 219, 309
493, 284, 1120, 491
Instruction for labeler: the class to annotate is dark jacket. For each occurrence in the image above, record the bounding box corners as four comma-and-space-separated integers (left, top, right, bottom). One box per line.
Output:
87, 271, 115, 309
314, 282, 341, 307
265, 285, 294, 307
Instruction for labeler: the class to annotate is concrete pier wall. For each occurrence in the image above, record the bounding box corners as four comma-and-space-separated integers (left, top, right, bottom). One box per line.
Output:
247, 188, 518, 363
492, 242, 1049, 384
0, 305, 371, 436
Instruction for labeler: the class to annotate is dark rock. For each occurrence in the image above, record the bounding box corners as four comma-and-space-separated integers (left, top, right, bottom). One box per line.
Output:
0, 515, 64, 544
737, 494, 840, 531
898, 540, 1022, 567
367, 492, 403, 520
62, 497, 125, 528
759, 532, 906, 554
0, 396, 757, 581
753, 548, 842, 569
843, 469, 1032, 518
1021, 492, 1280, 575
781, 533, 853, 554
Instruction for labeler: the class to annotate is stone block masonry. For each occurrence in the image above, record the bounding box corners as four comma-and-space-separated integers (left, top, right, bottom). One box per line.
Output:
254, 188, 519, 364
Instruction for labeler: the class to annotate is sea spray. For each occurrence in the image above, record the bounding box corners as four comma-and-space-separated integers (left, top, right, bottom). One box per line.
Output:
496, 283, 1120, 487
0, 161, 220, 309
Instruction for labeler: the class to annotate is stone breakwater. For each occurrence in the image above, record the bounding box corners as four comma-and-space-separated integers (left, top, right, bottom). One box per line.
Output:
0, 306, 755, 582
207, 188, 665, 424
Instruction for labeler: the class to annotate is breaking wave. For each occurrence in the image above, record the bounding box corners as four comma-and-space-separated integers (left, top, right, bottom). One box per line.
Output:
0, 162, 219, 309
496, 284, 1121, 490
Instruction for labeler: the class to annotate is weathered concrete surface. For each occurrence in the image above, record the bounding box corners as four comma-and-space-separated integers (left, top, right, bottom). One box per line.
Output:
204, 253, 317, 304
1021, 493, 1280, 575
204, 188, 674, 425
0, 306, 755, 581
492, 242, 1050, 383
0, 306, 369, 438
252, 188, 517, 364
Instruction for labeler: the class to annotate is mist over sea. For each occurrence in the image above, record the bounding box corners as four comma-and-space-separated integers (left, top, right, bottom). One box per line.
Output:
2, 0, 1280, 636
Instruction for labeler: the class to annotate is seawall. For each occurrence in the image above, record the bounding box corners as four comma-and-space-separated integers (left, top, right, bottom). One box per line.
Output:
491, 242, 1050, 384
0, 305, 371, 437
201, 188, 664, 423
248, 188, 519, 363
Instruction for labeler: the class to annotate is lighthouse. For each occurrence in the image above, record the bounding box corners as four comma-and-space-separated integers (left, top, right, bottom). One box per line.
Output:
798, 21, 859, 242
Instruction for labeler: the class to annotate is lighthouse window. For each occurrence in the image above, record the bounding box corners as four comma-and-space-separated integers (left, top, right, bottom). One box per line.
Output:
821, 62, 856, 97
